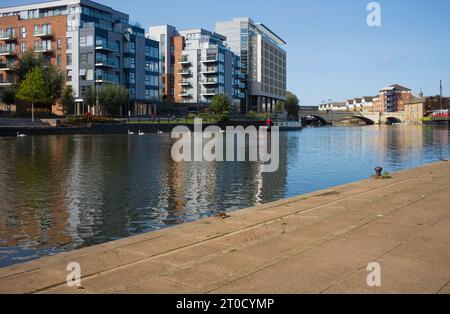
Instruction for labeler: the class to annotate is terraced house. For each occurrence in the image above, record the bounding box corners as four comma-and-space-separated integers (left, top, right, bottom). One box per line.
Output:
0, 0, 159, 115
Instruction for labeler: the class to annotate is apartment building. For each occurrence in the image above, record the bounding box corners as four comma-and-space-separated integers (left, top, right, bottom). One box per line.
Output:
375, 84, 412, 112
148, 25, 244, 112
215, 17, 287, 113
0, 0, 159, 115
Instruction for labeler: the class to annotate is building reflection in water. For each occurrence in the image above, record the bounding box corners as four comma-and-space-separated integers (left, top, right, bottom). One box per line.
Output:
0, 125, 448, 267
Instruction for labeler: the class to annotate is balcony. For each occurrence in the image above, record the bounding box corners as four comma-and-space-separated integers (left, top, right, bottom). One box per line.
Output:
178, 80, 191, 86
0, 62, 15, 71
201, 55, 218, 63
234, 92, 245, 99
0, 32, 16, 42
179, 91, 191, 98
233, 72, 245, 79
34, 45, 53, 53
34, 29, 54, 38
178, 69, 192, 76
0, 79, 13, 87
95, 73, 119, 84
0, 47, 15, 57
200, 67, 218, 74
95, 40, 119, 53
200, 88, 218, 96
178, 57, 191, 65
201, 79, 218, 85
96, 57, 119, 68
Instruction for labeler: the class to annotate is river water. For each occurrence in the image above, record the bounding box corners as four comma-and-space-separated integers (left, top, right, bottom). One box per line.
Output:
0, 125, 449, 267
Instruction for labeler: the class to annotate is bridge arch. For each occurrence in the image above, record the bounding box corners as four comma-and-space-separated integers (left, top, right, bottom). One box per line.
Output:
350, 116, 376, 125
306, 115, 329, 125
385, 117, 402, 124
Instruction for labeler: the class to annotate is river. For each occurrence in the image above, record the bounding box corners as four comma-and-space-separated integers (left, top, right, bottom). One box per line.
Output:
0, 125, 449, 267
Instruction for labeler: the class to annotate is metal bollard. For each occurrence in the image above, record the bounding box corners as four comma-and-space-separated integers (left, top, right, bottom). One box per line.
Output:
375, 167, 383, 178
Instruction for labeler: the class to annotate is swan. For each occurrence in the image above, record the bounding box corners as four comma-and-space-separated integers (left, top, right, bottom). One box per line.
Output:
17, 132, 26, 138
128, 130, 135, 135
157, 130, 164, 134
138, 130, 145, 136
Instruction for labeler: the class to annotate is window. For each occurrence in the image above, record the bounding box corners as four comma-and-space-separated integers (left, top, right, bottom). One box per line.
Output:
66, 37, 72, 50
20, 26, 26, 38
86, 69, 94, 81
57, 54, 62, 66
20, 42, 26, 53
57, 38, 62, 50
67, 53, 72, 66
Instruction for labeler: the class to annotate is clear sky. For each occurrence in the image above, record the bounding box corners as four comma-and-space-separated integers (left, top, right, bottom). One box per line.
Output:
2, 0, 450, 105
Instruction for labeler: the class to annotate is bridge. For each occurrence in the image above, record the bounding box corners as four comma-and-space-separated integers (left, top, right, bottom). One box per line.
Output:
298, 110, 404, 125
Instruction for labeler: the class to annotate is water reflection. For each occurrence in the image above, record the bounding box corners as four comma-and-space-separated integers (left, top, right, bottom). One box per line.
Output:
0, 125, 448, 267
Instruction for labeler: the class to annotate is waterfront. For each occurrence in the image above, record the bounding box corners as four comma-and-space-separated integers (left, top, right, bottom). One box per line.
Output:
0, 125, 449, 267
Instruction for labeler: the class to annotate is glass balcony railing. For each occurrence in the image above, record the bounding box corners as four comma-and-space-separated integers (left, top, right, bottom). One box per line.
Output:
34, 45, 52, 53
201, 55, 218, 63
95, 57, 119, 68
0, 46, 15, 55
95, 73, 119, 83
95, 40, 119, 52
34, 28, 53, 37
200, 88, 218, 95
201, 79, 218, 85
200, 67, 218, 74
178, 69, 192, 76
0, 31, 16, 41
0, 62, 15, 70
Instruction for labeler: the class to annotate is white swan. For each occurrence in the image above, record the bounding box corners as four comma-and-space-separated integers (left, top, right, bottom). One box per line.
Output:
158, 130, 164, 134
128, 130, 135, 135
138, 130, 145, 136
17, 132, 26, 138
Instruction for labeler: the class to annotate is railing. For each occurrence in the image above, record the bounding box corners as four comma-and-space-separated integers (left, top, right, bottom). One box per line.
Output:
0, 47, 15, 55
0, 62, 15, 69
34, 45, 52, 53
96, 57, 119, 68
201, 79, 218, 84
178, 69, 192, 75
201, 67, 218, 73
34, 28, 53, 37
202, 55, 218, 62
201, 88, 218, 95
95, 73, 119, 83
0, 31, 16, 40
95, 40, 119, 52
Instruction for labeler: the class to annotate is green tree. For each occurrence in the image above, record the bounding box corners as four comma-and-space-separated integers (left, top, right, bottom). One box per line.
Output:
210, 94, 231, 114
98, 84, 129, 116
16, 66, 48, 123
1, 87, 16, 112
85, 85, 97, 114
14, 50, 64, 110
275, 101, 284, 114
285, 91, 300, 118
60, 85, 74, 116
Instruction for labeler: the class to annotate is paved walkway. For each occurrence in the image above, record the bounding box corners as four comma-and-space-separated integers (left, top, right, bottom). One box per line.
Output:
1, 161, 449, 294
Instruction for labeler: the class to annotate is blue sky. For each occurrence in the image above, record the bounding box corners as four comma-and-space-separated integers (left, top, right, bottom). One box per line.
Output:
2, 0, 450, 105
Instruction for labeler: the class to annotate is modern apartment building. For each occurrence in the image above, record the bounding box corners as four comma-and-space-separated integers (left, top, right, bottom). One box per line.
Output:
215, 17, 287, 113
0, 0, 159, 115
148, 25, 245, 112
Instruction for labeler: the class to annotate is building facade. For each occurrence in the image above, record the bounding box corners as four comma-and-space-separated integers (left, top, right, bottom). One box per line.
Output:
0, 0, 159, 115
376, 84, 412, 112
148, 25, 244, 112
215, 17, 287, 113
405, 96, 450, 124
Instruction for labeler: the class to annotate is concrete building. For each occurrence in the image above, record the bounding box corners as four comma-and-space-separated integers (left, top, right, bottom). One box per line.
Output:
0, 0, 159, 115
148, 25, 244, 111
215, 17, 287, 113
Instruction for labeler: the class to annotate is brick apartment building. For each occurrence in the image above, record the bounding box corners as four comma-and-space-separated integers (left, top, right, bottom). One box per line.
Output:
372, 84, 412, 112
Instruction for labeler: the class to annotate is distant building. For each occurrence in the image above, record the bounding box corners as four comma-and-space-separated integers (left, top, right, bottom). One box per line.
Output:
0, 0, 160, 115
376, 84, 412, 112
215, 17, 287, 113
405, 96, 450, 124
361, 96, 374, 112
318, 101, 346, 111
148, 25, 244, 111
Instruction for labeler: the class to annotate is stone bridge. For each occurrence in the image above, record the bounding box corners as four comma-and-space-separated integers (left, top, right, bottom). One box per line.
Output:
298, 110, 404, 125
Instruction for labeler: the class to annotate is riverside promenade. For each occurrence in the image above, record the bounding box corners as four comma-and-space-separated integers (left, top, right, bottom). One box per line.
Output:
1, 161, 449, 294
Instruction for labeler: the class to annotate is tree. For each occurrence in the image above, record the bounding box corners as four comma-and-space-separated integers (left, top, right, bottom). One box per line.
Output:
275, 101, 284, 114
16, 66, 48, 123
98, 84, 129, 116
285, 91, 300, 118
210, 94, 231, 114
60, 85, 74, 116
1, 87, 16, 112
14, 50, 64, 110
85, 85, 97, 114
